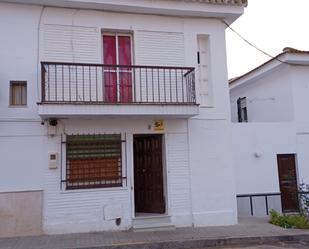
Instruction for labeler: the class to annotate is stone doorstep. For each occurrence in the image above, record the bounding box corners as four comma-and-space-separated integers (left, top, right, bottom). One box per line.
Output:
70, 234, 309, 249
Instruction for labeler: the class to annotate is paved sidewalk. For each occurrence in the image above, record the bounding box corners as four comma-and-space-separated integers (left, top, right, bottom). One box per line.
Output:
1, 218, 309, 249
205, 241, 309, 249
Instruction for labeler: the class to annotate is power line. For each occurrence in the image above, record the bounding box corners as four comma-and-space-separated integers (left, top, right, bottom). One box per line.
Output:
219, 19, 291, 65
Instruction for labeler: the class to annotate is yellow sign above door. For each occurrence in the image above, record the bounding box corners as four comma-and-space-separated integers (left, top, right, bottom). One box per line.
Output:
154, 120, 164, 131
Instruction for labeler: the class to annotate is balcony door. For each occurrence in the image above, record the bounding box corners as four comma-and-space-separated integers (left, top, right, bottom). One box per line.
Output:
103, 33, 132, 103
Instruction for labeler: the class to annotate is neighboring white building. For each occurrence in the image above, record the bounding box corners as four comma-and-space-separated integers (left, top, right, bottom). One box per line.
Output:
0, 0, 247, 237
229, 48, 309, 217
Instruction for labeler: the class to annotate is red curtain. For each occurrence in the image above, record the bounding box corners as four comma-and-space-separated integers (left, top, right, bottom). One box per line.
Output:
103, 35, 117, 103
118, 36, 132, 103
103, 35, 132, 103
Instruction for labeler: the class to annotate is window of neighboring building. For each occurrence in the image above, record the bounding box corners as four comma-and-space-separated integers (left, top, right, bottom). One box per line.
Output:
237, 97, 248, 122
10, 81, 27, 106
66, 134, 123, 190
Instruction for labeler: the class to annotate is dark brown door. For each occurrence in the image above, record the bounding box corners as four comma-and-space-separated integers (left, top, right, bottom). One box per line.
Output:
133, 134, 165, 214
277, 154, 299, 212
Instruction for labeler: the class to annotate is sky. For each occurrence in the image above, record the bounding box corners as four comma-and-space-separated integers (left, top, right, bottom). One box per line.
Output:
226, 0, 309, 79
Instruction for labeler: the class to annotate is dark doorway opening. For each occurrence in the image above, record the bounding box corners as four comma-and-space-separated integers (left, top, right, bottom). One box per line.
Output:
133, 134, 165, 214
277, 154, 299, 212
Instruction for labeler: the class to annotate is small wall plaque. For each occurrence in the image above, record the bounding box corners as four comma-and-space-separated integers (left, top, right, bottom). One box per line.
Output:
154, 120, 164, 131
48, 153, 58, 169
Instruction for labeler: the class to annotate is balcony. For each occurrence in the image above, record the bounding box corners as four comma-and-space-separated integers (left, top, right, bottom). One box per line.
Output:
38, 62, 199, 118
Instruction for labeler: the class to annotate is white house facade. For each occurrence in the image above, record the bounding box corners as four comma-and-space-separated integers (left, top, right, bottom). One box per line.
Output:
0, 0, 247, 237
229, 48, 309, 218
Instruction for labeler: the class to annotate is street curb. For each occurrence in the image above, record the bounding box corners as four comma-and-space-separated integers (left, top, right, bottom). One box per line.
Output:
70, 234, 309, 249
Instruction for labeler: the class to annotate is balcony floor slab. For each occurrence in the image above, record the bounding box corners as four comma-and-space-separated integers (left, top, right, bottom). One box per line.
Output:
38, 103, 199, 119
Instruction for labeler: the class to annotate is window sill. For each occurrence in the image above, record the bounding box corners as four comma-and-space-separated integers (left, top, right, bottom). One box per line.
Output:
60, 186, 129, 194
8, 105, 28, 108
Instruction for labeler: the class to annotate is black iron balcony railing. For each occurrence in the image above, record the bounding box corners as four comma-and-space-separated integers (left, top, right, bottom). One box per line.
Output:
41, 62, 196, 105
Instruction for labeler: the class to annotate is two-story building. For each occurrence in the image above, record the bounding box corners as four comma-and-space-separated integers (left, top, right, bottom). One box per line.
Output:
230, 48, 309, 218
0, 0, 247, 237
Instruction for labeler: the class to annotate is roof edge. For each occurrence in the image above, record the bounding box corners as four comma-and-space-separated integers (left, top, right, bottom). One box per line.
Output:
229, 48, 309, 86
174, 0, 248, 7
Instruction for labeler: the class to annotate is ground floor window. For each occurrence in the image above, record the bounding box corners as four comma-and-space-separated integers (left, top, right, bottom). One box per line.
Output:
66, 134, 123, 190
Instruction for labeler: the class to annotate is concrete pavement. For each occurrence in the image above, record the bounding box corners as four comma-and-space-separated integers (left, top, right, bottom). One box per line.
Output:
1, 218, 309, 249
203, 241, 309, 249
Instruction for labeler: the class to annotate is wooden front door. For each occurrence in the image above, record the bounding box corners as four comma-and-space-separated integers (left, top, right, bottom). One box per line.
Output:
277, 154, 299, 212
103, 34, 132, 103
133, 134, 165, 214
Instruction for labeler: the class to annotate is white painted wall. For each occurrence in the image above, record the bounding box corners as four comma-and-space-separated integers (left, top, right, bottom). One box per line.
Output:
290, 66, 309, 126
43, 118, 194, 233
296, 134, 309, 185
38, 6, 229, 111
185, 17, 238, 226
231, 123, 298, 217
0, 3, 42, 118
229, 61, 309, 217
189, 119, 237, 225
289, 66, 309, 185
0, 1, 241, 234
230, 65, 295, 123
0, 122, 46, 192
0, 3, 233, 118
229, 63, 309, 186
231, 121, 309, 217
0, 4, 44, 193
231, 123, 297, 195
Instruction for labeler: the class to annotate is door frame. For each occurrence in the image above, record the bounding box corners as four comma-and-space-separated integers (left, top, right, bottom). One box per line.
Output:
131, 133, 168, 218
101, 32, 134, 102
277, 153, 300, 213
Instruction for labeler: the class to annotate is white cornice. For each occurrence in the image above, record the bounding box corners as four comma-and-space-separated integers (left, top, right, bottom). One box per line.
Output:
0, 0, 245, 22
